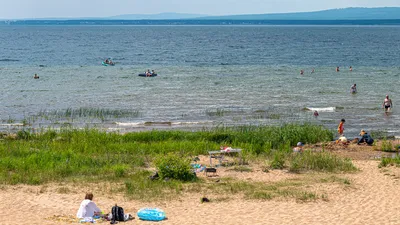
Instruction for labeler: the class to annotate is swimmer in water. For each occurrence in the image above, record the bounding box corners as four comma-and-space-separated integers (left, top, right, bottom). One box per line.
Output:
313, 111, 319, 117
300, 70, 304, 75
349, 66, 353, 72
311, 68, 315, 74
33, 74, 39, 79
383, 95, 393, 112
336, 66, 340, 72
350, 84, 357, 94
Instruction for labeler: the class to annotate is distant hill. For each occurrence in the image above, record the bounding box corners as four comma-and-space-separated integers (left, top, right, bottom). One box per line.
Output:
200, 7, 400, 20
106, 12, 207, 20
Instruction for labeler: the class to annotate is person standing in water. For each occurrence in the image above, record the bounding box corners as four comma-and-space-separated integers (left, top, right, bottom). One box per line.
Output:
350, 84, 357, 94
349, 66, 353, 72
383, 95, 393, 112
336, 66, 340, 72
33, 74, 39, 79
337, 119, 345, 136
300, 70, 304, 75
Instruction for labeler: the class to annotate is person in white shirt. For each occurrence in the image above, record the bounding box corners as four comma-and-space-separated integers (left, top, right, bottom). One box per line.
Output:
76, 193, 102, 218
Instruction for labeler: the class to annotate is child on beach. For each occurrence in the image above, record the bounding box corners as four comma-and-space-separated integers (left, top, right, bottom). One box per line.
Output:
337, 119, 345, 136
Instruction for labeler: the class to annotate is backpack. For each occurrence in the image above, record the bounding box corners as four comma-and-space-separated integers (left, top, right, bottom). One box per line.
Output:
111, 205, 125, 222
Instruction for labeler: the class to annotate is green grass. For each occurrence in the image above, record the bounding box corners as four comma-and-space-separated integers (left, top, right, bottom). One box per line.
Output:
289, 151, 357, 173
379, 155, 400, 168
0, 123, 334, 185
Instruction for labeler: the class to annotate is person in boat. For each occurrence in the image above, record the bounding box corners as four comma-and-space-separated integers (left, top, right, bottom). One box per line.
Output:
146, 69, 151, 77
350, 84, 357, 94
105, 59, 109, 64
33, 73, 39, 79
383, 95, 393, 112
109, 59, 114, 65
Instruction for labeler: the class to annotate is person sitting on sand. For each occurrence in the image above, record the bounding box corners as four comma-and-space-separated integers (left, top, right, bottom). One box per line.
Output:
293, 142, 304, 153
357, 129, 374, 145
76, 193, 102, 218
350, 84, 357, 94
33, 74, 39, 79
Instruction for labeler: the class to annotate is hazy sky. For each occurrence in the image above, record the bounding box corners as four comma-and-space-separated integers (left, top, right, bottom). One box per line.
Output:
1, 0, 400, 19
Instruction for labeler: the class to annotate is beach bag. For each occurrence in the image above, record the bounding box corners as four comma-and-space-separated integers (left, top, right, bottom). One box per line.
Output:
111, 205, 125, 222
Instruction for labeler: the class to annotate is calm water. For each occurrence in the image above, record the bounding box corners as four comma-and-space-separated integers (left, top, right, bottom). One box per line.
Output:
0, 25, 400, 137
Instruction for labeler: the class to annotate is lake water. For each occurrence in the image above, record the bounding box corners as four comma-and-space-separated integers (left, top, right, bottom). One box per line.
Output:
0, 25, 399, 137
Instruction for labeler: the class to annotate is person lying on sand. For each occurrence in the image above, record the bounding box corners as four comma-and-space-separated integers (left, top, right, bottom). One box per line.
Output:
76, 192, 102, 218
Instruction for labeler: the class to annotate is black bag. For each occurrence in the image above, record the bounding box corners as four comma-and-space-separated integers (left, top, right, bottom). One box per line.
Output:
111, 205, 125, 222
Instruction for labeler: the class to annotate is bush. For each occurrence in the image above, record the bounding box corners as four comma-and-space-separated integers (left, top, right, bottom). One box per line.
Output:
155, 154, 196, 181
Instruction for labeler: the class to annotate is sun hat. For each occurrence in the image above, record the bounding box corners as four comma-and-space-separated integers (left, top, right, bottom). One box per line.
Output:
297, 142, 304, 147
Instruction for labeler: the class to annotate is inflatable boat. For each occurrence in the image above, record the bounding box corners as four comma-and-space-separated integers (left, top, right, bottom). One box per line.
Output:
138, 73, 157, 77
102, 62, 115, 66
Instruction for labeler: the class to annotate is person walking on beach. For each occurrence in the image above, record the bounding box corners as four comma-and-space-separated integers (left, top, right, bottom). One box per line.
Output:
383, 95, 393, 112
338, 119, 345, 136
350, 84, 357, 94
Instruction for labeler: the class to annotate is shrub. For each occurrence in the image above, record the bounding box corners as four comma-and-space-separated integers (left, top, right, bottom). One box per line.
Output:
155, 154, 196, 181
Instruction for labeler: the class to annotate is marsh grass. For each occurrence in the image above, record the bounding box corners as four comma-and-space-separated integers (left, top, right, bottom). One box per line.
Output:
34, 107, 141, 122
0, 124, 334, 185
379, 155, 400, 168
380, 138, 395, 152
289, 151, 357, 173
205, 108, 227, 117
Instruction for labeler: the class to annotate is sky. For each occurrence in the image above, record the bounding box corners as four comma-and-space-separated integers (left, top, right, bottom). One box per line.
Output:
1, 0, 400, 19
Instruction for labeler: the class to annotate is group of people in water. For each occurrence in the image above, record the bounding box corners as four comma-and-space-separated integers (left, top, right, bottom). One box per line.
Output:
300, 66, 352, 75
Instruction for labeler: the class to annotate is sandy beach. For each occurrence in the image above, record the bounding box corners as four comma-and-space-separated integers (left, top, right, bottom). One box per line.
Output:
1, 142, 400, 225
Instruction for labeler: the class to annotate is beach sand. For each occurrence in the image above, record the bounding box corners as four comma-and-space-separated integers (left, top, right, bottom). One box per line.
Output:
1, 144, 400, 225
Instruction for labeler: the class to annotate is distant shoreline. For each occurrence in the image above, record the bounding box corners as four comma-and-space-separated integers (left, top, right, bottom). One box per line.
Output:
1, 19, 400, 26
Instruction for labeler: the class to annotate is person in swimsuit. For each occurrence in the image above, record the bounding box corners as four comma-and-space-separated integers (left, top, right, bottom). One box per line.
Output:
337, 118, 345, 136
383, 95, 393, 112
336, 66, 340, 72
350, 84, 357, 94
349, 66, 353, 72
33, 73, 39, 79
